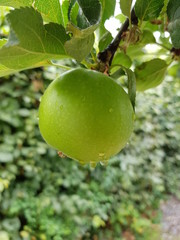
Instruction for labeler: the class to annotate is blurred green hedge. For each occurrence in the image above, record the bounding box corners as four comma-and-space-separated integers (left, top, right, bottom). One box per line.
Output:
0, 64, 180, 240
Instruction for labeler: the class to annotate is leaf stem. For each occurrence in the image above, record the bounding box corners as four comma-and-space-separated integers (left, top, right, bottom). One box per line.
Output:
48, 61, 72, 70
110, 64, 124, 70
155, 42, 171, 51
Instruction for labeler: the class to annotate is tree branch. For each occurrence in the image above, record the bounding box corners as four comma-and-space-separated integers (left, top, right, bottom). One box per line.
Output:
97, 8, 138, 68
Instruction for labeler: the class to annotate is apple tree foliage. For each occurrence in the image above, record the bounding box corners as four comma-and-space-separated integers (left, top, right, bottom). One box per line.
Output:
0, 0, 179, 93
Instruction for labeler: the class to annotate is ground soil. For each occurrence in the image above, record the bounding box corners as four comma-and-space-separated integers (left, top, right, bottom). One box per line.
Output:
161, 196, 180, 240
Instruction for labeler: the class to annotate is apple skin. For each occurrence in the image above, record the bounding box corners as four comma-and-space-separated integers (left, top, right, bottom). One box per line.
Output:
39, 68, 134, 164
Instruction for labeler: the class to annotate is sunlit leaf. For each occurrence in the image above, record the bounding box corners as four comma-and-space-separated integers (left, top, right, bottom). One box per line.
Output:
167, 0, 180, 48
0, 8, 70, 77
135, 59, 168, 91
135, 0, 164, 21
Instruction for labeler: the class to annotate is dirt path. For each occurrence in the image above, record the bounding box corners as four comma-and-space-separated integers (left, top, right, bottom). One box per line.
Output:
161, 196, 180, 240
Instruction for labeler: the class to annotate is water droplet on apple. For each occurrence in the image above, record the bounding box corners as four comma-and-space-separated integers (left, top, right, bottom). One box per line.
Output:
98, 153, 105, 159
100, 160, 108, 166
79, 161, 86, 166
90, 161, 97, 168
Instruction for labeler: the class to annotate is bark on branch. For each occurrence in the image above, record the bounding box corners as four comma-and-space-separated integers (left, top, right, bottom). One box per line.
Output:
97, 8, 138, 67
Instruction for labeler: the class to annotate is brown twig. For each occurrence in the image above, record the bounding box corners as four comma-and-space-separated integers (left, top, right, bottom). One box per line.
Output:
97, 8, 138, 68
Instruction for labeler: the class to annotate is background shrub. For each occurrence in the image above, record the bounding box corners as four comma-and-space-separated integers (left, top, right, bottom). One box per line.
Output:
0, 65, 180, 240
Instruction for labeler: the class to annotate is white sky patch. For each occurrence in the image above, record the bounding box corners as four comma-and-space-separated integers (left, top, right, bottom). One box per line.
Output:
114, 0, 121, 15
144, 44, 161, 53
105, 18, 121, 37
105, 1, 121, 37
164, 31, 170, 38
105, 0, 136, 37
153, 31, 161, 41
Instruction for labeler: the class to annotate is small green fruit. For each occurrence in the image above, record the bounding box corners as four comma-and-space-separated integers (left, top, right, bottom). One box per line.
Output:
39, 68, 134, 165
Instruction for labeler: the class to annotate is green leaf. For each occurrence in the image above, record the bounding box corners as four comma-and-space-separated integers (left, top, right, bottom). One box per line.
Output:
65, 0, 101, 61
143, 21, 159, 32
0, 0, 69, 26
98, 0, 116, 36
110, 68, 125, 80
92, 215, 105, 228
68, 0, 101, 29
125, 31, 156, 61
167, 0, 180, 21
140, 30, 156, 44
65, 34, 95, 62
0, 39, 7, 47
115, 13, 127, 23
135, 59, 168, 91
0, 152, 13, 163
69, 2, 80, 26
122, 67, 136, 111
120, 0, 132, 19
110, 64, 136, 110
62, 0, 69, 27
168, 63, 180, 77
167, 0, 180, 49
33, 0, 69, 26
0, 231, 9, 240
0, 1, 101, 63
126, 45, 145, 60
0, 65, 21, 78
0, 8, 70, 77
135, 0, 164, 21
161, 0, 170, 13
98, 31, 113, 52
0, 0, 33, 8
110, 52, 132, 74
